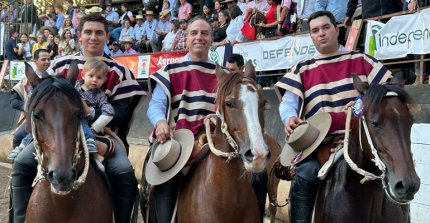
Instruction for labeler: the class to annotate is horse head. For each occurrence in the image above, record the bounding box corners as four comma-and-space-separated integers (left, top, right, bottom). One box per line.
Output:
215, 61, 270, 173
352, 74, 420, 204
25, 62, 84, 195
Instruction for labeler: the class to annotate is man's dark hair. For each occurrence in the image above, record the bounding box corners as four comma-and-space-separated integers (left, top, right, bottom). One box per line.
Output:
227, 53, 244, 68
78, 13, 109, 34
121, 3, 128, 8
33, 48, 50, 59
9, 29, 17, 37
308, 10, 337, 28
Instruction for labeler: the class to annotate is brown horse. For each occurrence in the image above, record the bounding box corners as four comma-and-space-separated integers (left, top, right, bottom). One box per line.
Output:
175, 61, 281, 222
23, 63, 113, 223
314, 75, 421, 222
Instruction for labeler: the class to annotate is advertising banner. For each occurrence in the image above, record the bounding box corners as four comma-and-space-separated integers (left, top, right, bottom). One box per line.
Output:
8, 61, 37, 81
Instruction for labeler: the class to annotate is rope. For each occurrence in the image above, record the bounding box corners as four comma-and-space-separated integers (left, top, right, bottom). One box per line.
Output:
72, 124, 90, 190
267, 161, 289, 208
204, 116, 239, 161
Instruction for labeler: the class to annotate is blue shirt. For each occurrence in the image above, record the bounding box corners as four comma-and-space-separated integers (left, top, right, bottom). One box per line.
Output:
315, 0, 347, 22
105, 10, 119, 23
156, 20, 171, 34
119, 27, 135, 41
56, 13, 65, 30
143, 19, 158, 40
133, 23, 145, 41
5, 38, 20, 60
111, 49, 123, 57
169, 0, 179, 14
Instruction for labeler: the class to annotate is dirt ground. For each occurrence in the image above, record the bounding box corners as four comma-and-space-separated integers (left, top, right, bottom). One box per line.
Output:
0, 165, 12, 223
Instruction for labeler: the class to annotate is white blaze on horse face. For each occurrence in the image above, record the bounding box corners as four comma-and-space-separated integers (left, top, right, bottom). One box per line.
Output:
239, 84, 269, 162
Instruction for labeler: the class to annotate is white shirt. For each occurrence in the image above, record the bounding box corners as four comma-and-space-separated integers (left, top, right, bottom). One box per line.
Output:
226, 15, 244, 43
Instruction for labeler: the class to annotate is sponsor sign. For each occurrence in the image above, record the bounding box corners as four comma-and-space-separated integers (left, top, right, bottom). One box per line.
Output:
8, 61, 37, 81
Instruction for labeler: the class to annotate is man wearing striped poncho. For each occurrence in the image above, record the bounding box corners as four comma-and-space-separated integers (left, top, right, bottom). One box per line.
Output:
275, 11, 392, 223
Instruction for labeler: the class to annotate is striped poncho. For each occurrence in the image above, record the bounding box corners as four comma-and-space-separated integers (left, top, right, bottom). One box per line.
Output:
150, 61, 218, 136
275, 51, 392, 133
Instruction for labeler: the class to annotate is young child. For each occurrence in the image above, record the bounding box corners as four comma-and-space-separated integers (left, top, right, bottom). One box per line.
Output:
76, 58, 115, 165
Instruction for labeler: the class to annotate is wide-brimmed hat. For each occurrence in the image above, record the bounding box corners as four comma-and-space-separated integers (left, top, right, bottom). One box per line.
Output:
280, 112, 332, 167
221, 0, 236, 3
122, 37, 134, 44
112, 41, 120, 45
145, 129, 194, 185
179, 19, 188, 24
144, 10, 154, 16
160, 9, 171, 18
29, 34, 37, 39
135, 15, 144, 20
85, 6, 103, 14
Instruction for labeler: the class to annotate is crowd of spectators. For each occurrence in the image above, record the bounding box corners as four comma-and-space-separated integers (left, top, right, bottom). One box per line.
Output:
1, 0, 428, 62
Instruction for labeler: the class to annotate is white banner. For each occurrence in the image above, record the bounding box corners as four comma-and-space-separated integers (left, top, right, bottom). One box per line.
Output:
367, 8, 430, 60
233, 34, 316, 71
209, 45, 225, 65
8, 61, 37, 81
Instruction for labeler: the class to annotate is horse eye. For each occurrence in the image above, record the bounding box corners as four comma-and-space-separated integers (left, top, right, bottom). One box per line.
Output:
33, 111, 43, 120
370, 120, 378, 128
225, 101, 234, 108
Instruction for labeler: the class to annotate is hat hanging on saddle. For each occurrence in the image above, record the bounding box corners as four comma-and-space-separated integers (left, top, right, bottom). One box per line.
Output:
280, 112, 332, 167
145, 129, 194, 185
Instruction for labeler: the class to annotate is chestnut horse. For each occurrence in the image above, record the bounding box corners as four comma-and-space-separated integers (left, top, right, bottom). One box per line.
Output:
175, 61, 281, 222
23, 63, 113, 223
314, 75, 421, 222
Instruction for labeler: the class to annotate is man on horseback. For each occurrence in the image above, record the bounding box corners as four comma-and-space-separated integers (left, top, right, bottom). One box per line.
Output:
10, 14, 145, 223
275, 11, 392, 223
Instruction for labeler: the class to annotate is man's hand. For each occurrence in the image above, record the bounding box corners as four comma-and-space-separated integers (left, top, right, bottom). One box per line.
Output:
155, 120, 171, 144
284, 116, 303, 136
408, 0, 418, 11
343, 16, 351, 27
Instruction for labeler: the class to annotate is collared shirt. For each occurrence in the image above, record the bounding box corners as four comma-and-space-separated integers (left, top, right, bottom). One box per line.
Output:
174, 29, 186, 50
143, 19, 158, 40
134, 23, 145, 41
111, 49, 123, 57
178, 2, 192, 20
315, 0, 347, 23
156, 20, 171, 35
56, 13, 65, 30
226, 15, 244, 43
296, 0, 316, 19
105, 10, 119, 23
169, 0, 180, 14
123, 48, 138, 55
163, 30, 177, 51
119, 27, 135, 42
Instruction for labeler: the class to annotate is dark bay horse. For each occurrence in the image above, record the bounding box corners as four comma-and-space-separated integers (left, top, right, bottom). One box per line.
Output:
314, 75, 421, 222
23, 63, 113, 223
176, 61, 281, 222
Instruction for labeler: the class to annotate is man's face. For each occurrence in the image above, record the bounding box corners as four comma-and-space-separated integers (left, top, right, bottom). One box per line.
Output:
186, 20, 212, 57
34, 52, 51, 72
124, 42, 132, 50
226, 61, 242, 74
137, 19, 143, 25
125, 20, 130, 28
113, 44, 120, 51
215, 1, 221, 10
309, 15, 339, 55
78, 21, 108, 57
180, 22, 187, 30
146, 15, 153, 21
180, 0, 186, 5
44, 29, 51, 37
12, 32, 18, 39
106, 6, 112, 12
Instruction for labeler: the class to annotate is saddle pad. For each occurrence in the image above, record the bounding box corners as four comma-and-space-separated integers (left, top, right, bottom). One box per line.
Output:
318, 146, 344, 180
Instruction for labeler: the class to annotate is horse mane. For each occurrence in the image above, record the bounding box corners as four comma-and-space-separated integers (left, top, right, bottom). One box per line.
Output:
363, 83, 415, 115
26, 75, 84, 126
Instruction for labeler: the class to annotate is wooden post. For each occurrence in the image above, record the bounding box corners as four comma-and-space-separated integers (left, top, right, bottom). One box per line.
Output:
0, 60, 9, 89
345, 20, 363, 51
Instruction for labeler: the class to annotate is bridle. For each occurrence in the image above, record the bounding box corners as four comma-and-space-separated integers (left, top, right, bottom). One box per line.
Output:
31, 114, 90, 192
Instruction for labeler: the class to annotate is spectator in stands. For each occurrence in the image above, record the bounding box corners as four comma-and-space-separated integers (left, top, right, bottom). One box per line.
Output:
71, 4, 82, 29
58, 29, 76, 56
59, 16, 76, 37
214, 0, 224, 14
222, 0, 238, 9
256, 0, 281, 38
202, 4, 213, 20
41, 27, 54, 41
224, 5, 244, 45
344, 0, 403, 25
200, 1, 214, 14
296, 0, 316, 31
110, 41, 123, 56
154, 10, 172, 52
162, 19, 180, 51
31, 34, 48, 57
20, 1, 39, 34
209, 15, 220, 29
315, 0, 347, 45
134, 15, 145, 52
139, 10, 159, 53
47, 33, 58, 59
1, 4, 18, 23
237, 0, 247, 12
5, 29, 21, 61
39, 5, 57, 28
123, 37, 138, 55
66, 0, 74, 18
226, 53, 244, 74
55, 5, 65, 31
111, 3, 135, 41
28, 34, 36, 45
105, 3, 120, 32
17, 33, 33, 60
243, 0, 269, 21
119, 19, 135, 42
168, 0, 180, 17
172, 19, 188, 50
212, 10, 230, 43
178, 0, 193, 20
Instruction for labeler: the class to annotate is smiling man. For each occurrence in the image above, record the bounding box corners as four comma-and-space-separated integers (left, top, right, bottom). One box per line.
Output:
275, 11, 392, 223
10, 14, 145, 223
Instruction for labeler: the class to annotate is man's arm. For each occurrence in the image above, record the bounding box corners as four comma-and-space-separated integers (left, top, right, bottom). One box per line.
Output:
147, 83, 171, 143
344, 0, 358, 26
10, 91, 25, 112
279, 90, 302, 136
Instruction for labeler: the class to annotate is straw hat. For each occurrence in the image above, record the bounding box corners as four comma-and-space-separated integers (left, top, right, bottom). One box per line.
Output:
145, 129, 194, 185
135, 15, 144, 20
221, 0, 236, 3
160, 9, 171, 18
85, 6, 103, 14
122, 37, 134, 44
144, 10, 155, 16
40, 26, 56, 35
280, 112, 332, 167
29, 34, 37, 39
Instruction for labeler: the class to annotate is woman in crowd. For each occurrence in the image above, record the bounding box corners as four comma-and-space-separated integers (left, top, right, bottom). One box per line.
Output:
214, 0, 223, 15
17, 33, 33, 60
161, 19, 180, 51
59, 16, 76, 37
47, 33, 59, 59
202, 4, 213, 20
58, 29, 76, 56
111, 3, 135, 41
212, 9, 230, 44
32, 34, 48, 56
257, 0, 281, 38
71, 4, 82, 29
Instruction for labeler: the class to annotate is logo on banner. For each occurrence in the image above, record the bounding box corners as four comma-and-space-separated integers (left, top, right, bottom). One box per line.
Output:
209, 49, 219, 63
368, 24, 383, 56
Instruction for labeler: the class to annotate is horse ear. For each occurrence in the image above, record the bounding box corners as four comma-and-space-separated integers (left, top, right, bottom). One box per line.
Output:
243, 60, 256, 81
389, 71, 405, 87
216, 63, 227, 79
24, 62, 40, 87
66, 60, 79, 86
352, 74, 368, 95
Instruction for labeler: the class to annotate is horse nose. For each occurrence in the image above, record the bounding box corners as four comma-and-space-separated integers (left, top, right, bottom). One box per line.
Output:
244, 149, 254, 162
394, 177, 421, 199
47, 168, 77, 188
